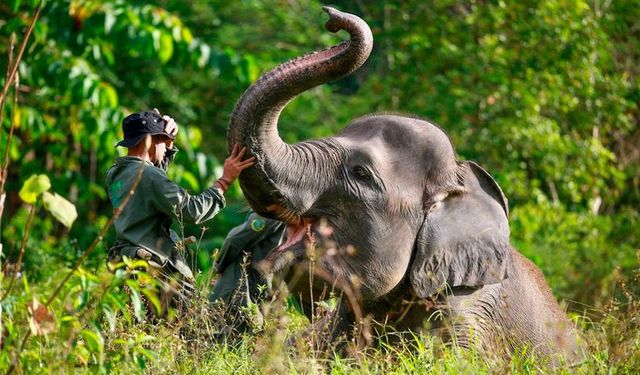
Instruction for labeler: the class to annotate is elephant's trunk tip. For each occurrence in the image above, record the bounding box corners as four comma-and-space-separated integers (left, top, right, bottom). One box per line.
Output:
321, 6, 338, 16
323, 6, 347, 33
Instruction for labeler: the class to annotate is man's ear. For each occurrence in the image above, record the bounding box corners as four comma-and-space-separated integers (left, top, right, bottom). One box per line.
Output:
410, 161, 511, 298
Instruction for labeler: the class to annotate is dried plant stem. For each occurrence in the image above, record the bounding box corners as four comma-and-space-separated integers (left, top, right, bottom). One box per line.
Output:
1, 0, 44, 291
0, 64, 20, 229
0, 1, 43, 121
2, 204, 36, 299
0, 68, 19, 196
0, 34, 17, 245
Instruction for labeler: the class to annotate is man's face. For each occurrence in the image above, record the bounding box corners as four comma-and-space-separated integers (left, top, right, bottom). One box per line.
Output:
149, 134, 172, 165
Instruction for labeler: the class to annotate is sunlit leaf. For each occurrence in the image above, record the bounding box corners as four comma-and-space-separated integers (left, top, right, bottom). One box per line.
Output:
158, 32, 174, 63
19, 174, 51, 204
181, 27, 193, 44
42, 191, 78, 228
244, 55, 260, 82
99, 83, 118, 108
101, 42, 115, 65
140, 288, 162, 316
105, 11, 116, 33
82, 76, 94, 97
198, 43, 210, 68
60, 315, 79, 325
12, 106, 21, 128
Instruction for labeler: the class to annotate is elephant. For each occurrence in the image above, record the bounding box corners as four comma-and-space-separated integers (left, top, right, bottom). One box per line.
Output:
226, 7, 583, 364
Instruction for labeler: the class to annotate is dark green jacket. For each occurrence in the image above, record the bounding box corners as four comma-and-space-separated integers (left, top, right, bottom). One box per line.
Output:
106, 148, 225, 276
215, 212, 286, 273
209, 211, 286, 305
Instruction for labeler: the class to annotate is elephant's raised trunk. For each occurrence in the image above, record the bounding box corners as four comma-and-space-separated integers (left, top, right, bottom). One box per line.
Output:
227, 7, 373, 223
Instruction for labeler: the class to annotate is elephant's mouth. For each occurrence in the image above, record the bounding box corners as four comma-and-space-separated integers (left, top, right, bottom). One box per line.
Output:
258, 220, 313, 275
259, 217, 335, 276
276, 220, 312, 253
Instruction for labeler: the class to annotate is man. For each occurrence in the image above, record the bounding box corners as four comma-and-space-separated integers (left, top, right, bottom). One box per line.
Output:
210, 211, 285, 304
209, 211, 286, 332
106, 109, 254, 316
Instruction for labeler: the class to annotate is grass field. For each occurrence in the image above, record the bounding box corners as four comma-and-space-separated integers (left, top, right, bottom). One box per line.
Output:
1, 262, 638, 374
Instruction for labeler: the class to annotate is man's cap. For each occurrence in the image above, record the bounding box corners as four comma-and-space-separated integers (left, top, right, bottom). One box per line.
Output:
115, 110, 175, 148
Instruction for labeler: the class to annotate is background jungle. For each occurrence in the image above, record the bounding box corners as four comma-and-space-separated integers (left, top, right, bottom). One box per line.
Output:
0, 0, 638, 373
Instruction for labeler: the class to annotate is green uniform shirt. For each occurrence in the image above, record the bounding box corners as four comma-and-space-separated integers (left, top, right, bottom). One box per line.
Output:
106, 148, 225, 277
210, 212, 286, 305
215, 212, 286, 273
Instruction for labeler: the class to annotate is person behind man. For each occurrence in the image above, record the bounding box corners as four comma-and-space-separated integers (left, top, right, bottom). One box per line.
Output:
209, 211, 286, 331
106, 109, 254, 316
210, 211, 286, 304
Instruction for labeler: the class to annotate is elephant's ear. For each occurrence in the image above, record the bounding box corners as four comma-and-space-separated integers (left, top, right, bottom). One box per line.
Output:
409, 161, 512, 298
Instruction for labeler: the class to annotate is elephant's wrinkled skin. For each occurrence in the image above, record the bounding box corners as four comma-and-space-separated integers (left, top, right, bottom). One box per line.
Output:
226, 7, 583, 363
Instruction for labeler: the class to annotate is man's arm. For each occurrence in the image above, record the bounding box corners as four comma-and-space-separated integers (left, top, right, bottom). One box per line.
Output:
149, 142, 256, 224
150, 169, 226, 225
158, 146, 178, 171
150, 110, 255, 223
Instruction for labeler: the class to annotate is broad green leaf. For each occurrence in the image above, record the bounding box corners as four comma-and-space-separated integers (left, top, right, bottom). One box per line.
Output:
19, 174, 51, 204
81, 329, 104, 353
99, 83, 118, 108
137, 347, 157, 360
101, 43, 115, 65
181, 27, 193, 44
135, 352, 146, 370
172, 25, 182, 41
140, 288, 162, 317
158, 32, 174, 63
126, 280, 143, 321
10, 0, 21, 13
42, 191, 78, 228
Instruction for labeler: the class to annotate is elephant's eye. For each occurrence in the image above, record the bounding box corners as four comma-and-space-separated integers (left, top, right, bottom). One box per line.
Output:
351, 166, 371, 181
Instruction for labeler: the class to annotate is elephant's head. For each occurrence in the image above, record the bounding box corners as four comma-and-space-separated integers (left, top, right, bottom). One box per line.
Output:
227, 7, 512, 301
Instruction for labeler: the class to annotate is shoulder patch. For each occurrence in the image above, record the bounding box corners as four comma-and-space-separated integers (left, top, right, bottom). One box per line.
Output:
250, 218, 266, 232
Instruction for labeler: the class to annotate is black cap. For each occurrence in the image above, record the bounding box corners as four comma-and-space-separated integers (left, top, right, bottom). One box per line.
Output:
115, 111, 175, 148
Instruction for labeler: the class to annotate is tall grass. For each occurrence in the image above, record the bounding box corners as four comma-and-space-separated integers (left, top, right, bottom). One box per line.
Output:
3, 256, 638, 373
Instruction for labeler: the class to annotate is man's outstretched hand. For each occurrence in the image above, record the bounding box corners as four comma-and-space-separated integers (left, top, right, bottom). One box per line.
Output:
216, 143, 256, 192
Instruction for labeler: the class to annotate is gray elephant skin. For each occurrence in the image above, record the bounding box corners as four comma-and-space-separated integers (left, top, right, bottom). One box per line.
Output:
226, 7, 583, 364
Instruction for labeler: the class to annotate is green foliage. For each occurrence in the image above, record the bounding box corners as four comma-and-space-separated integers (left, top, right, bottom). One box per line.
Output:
512, 201, 639, 307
